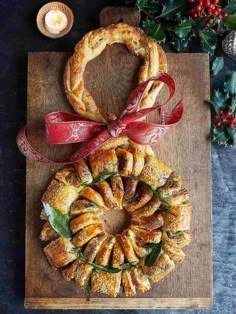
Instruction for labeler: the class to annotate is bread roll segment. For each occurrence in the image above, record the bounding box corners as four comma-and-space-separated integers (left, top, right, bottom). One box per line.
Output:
41, 135, 191, 296
64, 23, 167, 123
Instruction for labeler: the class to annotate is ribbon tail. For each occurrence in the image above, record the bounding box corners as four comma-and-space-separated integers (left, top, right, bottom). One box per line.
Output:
121, 73, 176, 125
124, 101, 184, 145
161, 101, 184, 125
120, 80, 151, 118
16, 126, 58, 163
16, 127, 112, 164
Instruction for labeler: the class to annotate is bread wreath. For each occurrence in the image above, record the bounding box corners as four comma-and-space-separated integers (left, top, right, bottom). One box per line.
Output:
64, 23, 167, 122
40, 136, 192, 297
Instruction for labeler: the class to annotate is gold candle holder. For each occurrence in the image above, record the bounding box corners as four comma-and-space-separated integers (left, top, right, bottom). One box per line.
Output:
36, 2, 74, 39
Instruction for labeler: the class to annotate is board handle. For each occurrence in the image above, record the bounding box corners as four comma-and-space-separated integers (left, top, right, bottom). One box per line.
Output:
99, 6, 141, 27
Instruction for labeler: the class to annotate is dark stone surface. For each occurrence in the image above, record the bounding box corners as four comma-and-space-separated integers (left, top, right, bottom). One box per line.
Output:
0, 1, 235, 313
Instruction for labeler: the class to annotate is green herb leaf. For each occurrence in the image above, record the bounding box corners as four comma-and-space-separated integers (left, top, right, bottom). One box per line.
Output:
94, 172, 118, 183
87, 262, 121, 273
224, 15, 236, 30
74, 248, 138, 273
125, 193, 139, 204
158, 0, 186, 20
121, 262, 139, 270
199, 28, 217, 55
224, 72, 236, 95
145, 242, 162, 266
171, 19, 194, 38
142, 19, 166, 43
171, 36, 190, 52
148, 185, 171, 208
43, 202, 71, 240
211, 56, 224, 76
137, 0, 162, 13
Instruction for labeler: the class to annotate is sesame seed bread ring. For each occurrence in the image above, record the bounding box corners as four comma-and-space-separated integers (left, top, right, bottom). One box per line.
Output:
40, 137, 192, 297
64, 23, 167, 122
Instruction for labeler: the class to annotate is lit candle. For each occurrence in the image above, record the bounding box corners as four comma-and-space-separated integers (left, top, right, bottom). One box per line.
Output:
45, 10, 68, 34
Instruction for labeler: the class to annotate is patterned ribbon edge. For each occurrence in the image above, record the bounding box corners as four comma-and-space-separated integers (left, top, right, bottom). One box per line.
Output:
16, 73, 184, 164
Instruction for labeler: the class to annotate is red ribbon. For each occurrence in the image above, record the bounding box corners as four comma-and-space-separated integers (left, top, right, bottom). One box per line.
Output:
16, 73, 183, 164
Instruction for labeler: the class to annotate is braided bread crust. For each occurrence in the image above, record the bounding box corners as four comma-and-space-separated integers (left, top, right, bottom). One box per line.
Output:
40, 137, 192, 297
64, 23, 167, 122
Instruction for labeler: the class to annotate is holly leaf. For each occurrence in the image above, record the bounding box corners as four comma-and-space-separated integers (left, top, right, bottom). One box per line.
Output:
222, 3, 236, 15
199, 28, 217, 55
171, 19, 194, 38
212, 126, 230, 145
224, 15, 236, 30
171, 36, 190, 52
211, 56, 224, 76
43, 202, 71, 240
158, 0, 186, 20
230, 95, 236, 112
226, 127, 236, 145
195, 16, 210, 29
137, 0, 162, 13
207, 89, 229, 113
142, 19, 166, 42
224, 72, 236, 95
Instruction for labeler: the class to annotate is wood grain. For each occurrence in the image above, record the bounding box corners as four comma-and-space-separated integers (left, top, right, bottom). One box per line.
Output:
25, 51, 212, 309
25, 297, 212, 309
25, 9, 212, 309
99, 6, 141, 27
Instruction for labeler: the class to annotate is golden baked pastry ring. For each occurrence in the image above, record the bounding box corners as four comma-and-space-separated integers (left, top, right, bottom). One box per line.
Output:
64, 23, 167, 122
40, 137, 192, 297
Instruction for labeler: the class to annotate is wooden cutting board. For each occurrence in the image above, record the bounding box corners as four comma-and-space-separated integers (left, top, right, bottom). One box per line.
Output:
25, 8, 212, 310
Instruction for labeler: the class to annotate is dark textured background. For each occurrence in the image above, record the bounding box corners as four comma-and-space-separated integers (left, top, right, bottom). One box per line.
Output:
0, 1, 235, 314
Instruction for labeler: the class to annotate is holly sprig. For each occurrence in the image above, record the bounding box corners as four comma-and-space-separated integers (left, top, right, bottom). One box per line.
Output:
206, 71, 236, 146
136, 0, 236, 75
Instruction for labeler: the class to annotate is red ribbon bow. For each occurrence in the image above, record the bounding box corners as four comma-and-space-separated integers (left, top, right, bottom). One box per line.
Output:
16, 73, 183, 164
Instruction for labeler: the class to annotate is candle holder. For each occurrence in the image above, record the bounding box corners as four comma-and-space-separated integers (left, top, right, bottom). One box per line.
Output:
37, 2, 74, 39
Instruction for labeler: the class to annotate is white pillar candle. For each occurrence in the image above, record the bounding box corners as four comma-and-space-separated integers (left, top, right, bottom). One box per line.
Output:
45, 10, 68, 34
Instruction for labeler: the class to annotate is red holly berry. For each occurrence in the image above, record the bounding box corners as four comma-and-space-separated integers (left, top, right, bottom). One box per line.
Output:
215, 121, 221, 127
222, 118, 227, 123
196, 5, 202, 11
213, 114, 219, 119
216, 7, 221, 13
213, 0, 218, 4
225, 110, 231, 117
219, 109, 224, 115
188, 0, 195, 2
205, 1, 211, 8
199, 1, 203, 5
222, 12, 228, 18
228, 123, 234, 128
207, 8, 213, 15
217, 14, 223, 19
192, 12, 198, 18
189, 8, 195, 14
